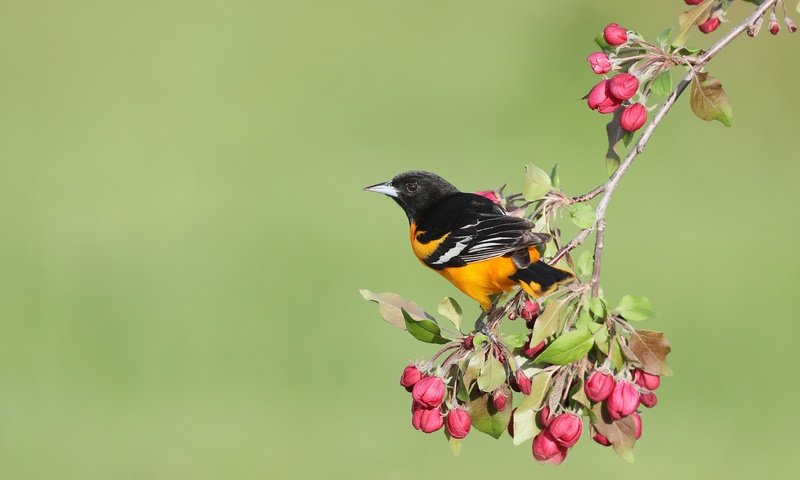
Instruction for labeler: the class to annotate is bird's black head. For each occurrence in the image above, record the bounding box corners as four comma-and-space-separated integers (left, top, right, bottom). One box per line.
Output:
364, 170, 459, 222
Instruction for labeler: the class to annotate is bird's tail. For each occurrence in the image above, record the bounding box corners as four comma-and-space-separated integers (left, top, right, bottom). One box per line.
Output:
510, 261, 574, 298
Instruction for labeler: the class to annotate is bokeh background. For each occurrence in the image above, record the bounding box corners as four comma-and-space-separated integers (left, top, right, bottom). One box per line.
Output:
1, 1, 798, 478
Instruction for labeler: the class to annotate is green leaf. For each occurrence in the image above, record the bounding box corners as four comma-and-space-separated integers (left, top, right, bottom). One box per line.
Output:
629, 329, 673, 376
462, 353, 484, 388
594, 34, 611, 50
605, 108, 625, 177
402, 310, 450, 344
587, 297, 606, 319
437, 297, 463, 332
797, 0, 800, 14
447, 435, 462, 457
609, 336, 624, 370
591, 403, 638, 463
466, 387, 513, 439
575, 310, 592, 331
549, 164, 560, 189
575, 251, 593, 277
477, 355, 507, 393
592, 324, 610, 354
656, 27, 673, 48
651, 70, 673, 97
522, 164, 552, 201
535, 330, 594, 365
568, 203, 596, 229
359, 289, 432, 329
690, 72, 733, 127
472, 334, 488, 348
512, 370, 554, 445
571, 377, 594, 420
503, 334, 528, 349
614, 295, 655, 321
606, 155, 621, 177
529, 299, 565, 346
674, 0, 715, 47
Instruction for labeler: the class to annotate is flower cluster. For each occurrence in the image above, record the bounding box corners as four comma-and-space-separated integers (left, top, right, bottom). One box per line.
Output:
402, 364, 473, 439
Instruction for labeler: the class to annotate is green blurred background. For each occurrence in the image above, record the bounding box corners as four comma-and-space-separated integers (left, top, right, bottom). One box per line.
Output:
1, 0, 798, 478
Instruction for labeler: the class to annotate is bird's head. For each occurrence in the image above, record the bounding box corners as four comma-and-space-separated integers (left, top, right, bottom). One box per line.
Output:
364, 170, 459, 222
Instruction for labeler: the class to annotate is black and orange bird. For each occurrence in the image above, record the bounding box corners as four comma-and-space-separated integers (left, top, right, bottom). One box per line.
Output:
364, 171, 574, 312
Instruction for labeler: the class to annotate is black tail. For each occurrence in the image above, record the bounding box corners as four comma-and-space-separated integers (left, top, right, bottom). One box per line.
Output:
510, 261, 574, 298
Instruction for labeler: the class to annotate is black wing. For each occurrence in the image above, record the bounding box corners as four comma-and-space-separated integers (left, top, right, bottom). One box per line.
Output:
415, 193, 550, 270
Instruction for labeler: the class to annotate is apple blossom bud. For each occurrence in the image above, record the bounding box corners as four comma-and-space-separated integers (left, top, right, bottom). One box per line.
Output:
640, 392, 658, 408
523, 339, 547, 359
411, 376, 446, 408
412, 405, 424, 430
418, 407, 444, 433
520, 300, 539, 321
532, 431, 568, 465
537, 405, 552, 428
445, 407, 471, 439
633, 369, 661, 391
603, 23, 628, 46
475, 190, 502, 204
587, 52, 612, 74
587, 80, 622, 114
685, 0, 704, 4
400, 364, 423, 390
496, 351, 506, 364
549, 413, 583, 447
492, 390, 508, 411
508, 312, 517, 321
632, 412, 642, 439
606, 380, 640, 420
699, 16, 721, 34
593, 431, 611, 446
515, 370, 532, 395
787, 19, 798, 33
769, 19, 780, 35
463, 335, 474, 349
608, 73, 639, 101
585, 370, 615, 402
620, 103, 647, 132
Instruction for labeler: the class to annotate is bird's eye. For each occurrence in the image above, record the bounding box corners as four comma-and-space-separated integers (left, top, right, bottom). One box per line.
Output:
406, 182, 418, 193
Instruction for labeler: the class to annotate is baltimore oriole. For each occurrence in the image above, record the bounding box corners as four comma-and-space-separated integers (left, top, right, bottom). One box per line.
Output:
365, 171, 574, 311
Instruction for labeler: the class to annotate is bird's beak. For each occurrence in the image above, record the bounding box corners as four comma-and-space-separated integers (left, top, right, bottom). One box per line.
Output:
363, 181, 399, 198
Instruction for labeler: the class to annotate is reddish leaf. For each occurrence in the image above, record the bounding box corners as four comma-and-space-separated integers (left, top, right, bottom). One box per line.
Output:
629, 329, 673, 376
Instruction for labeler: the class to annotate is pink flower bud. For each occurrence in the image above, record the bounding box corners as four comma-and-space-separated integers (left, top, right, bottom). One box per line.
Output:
587, 80, 610, 110
411, 376, 446, 408
633, 369, 661, 391
699, 16, 721, 34
606, 380, 640, 420
445, 407, 471, 439
608, 73, 639, 101
532, 430, 568, 465
549, 413, 583, 447
585, 371, 615, 402
603, 23, 628, 46
492, 390, 508, 411
537, 405, 552, 428
508, 312, 517, 321
475, 190, 502, 204
418, 407, 444, 433
411, 405, 424, 430
463, 335, 474, 349
522, 339, 547, 359
632, 412, 642, 439
515, 370, 532, 395
593, 431, 611, 446
620, 103, 647, 132
400, 364, 423, 390
787, 19, 798, 33
640, 392, 658, 408
587, 52, 612, 74
685, 0, 704, 5
520, 300, 539, 321
769, 19, 780, 35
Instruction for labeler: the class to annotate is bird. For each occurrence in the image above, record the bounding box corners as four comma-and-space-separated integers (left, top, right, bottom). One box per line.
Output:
364, 171, 573, 311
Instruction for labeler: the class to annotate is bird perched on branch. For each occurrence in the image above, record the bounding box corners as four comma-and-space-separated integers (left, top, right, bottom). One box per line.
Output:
365, 171, 573, 311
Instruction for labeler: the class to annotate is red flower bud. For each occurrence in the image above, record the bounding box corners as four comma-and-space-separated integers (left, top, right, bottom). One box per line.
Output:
412, 405, 424, 430
632, 412, 642, 439
640, 392, 658, 408
685, 0, 704, 5
508, 312, 517, 320
606, 380, 640, 420
523, 339, 547, 359
549, 413, 583, 447
587, 80, 623, 114
603, 23, 628, 46
515, 370, 532, 395
699, 16, 721, 34
532, 430, 568, 464
418, 407, 444, 433
537, 405, 552, 428
585, 370, 615, 402
633, 369, 661, 391
769, 19, 780, 35
520, 300, 539, 321
593, 431, 611, 446
475, 190, 502, 204
492, 390, 508, 411
787, 19, 798, 33
445, 407, 471, 439
400, 364, 424, 390
411, 376, 446, 408
463, 335, 475, 349
608, 73, 639, 101
587, 52, 612, 74
620, 103, 647, 132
